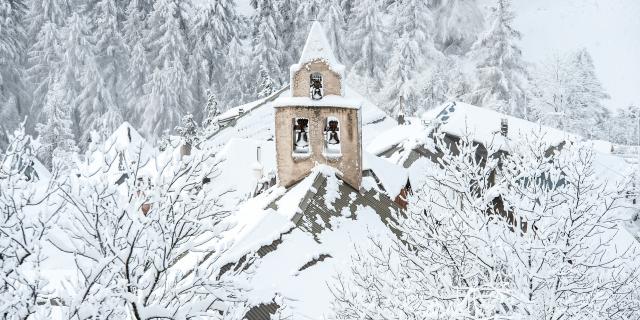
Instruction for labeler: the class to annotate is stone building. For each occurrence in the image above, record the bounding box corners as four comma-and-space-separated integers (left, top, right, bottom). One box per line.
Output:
273, 21, 363, 189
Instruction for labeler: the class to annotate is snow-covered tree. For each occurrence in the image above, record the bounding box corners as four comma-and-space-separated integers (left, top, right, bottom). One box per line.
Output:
423, 58, 471, 111
190, 0, 240, 114
529, 49, 610, 139
251, 0, 282, 91
202, 90, 221, 135
35, 78, 77, 171
318, 0, 348, 64
0, 0, 29, 144
257, 64, 275, 98
0, 124, 57, 319
569, 48, 610, 138
25, 0, 70, 40
51, 143, 247, 319
175, 113, 200, 145
74, 0, 127, 143
347, 0, 386, 93
333, 130, 640, 319
607, 105, 640, 145
136, 0, 193, 139
378, 0, 439, 115
470, 0, 528, 117
433, 0, 484, 55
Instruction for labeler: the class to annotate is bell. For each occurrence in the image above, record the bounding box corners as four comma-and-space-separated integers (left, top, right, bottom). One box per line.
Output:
295, 131, 308, 148
327, 131, 339, 144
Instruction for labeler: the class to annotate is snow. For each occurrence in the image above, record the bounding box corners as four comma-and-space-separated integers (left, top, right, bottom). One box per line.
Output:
434, 101, 577, 151
366, 121, 427, 156
290, 21, 346, 79
363, 152, 409, 199
272, 95, 362, 109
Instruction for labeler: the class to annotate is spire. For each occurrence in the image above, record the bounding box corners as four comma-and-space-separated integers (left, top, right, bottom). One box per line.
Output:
298, 21, 342, 68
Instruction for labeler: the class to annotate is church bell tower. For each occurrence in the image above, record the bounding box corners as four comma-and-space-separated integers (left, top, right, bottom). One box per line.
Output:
273, 21, 362, 189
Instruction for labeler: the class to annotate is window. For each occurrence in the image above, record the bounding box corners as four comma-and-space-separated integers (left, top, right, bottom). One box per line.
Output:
324, 117, 341, 157
310, 73, 323, 100
293, 118, 310, 155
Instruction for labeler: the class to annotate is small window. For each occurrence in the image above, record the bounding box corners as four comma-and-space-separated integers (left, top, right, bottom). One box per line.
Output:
310, 73, 323, 100
293, 118, 310, 154
324, 117, 341, 156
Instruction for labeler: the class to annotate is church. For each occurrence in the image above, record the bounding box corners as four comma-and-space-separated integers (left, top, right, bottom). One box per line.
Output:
272, 21, 363, 190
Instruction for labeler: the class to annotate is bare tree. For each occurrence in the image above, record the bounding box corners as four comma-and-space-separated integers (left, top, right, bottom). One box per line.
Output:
50, 142, 247, 319
332, 131, 640, 319
0, 124, 58, 320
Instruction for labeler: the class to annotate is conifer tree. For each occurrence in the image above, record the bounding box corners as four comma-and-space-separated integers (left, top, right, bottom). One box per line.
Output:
569, 48, 610, 138
35, 77, 77, 171
257, 64, 275, 98
191, 0, 240, 114
434, 0, 484, 54
76, 0, 127, 144
137, 0, 192, 139
202, 90, 220, 135
347, 0, 385, 93
318, 0, 348, 64
251, 0, 282, 90
0, 0, 29, 143
470, 0, 528, 117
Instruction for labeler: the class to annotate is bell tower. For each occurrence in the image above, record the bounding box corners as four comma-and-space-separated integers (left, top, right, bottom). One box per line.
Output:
273, 21, 362, 189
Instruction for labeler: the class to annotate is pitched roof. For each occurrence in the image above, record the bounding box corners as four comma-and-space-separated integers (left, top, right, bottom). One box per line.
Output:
177, 165, 403, 319
297, 21, 344, 71
433, 101, 578, 152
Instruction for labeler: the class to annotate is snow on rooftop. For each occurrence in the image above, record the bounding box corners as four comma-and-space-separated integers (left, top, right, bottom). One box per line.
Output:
363, 152, 408, 199
434, 102, 578, 152
366, 121, 427, 156
295, 21, 344, 73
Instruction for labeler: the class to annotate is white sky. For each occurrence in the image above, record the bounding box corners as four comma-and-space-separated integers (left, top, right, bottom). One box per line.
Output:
509, 0, 640, 110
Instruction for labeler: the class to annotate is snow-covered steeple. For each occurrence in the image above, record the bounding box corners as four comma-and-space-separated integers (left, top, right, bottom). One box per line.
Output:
296, 21, 345, 73
289, 21, 346, 97
273, 22, 362, 190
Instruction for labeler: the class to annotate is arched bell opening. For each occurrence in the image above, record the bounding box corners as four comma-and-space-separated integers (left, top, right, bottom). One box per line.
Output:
324, 116, 341, 156
310, 73, 323, 100
293, 117, 310, 154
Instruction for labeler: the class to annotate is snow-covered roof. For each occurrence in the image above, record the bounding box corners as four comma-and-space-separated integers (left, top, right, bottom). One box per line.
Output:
433, 102, 578, 152
272, 95, 362, 109
288, 21, 347, 98
293, 21, 345, 75
175, 165, 402, 318
362, 152, 409, 199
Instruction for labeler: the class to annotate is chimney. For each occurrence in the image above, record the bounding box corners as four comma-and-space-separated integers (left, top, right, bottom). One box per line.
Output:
397, 96, 405, 125
500, 118, 508, 137
252, 146, 264, 180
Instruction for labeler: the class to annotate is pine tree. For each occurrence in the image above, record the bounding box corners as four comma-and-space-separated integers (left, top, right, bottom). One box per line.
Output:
202, 90, 220, 135
137, 0, 193, 139
257, 64, 275, 98
0, 0, 29, 143
569, 48, 610, 138
347, 0, 386, 93
191, 0, 240, 115
470, 0, 528, 117
57, 13, 93, 144
175, 113, 199, 145
25, 0, 70, 40
123, 0, 150, 121
251, 0, 282, 91
433, 0, 484, 54
318, 0, 348, 63
35, 77, 77, 171
379, 0, 438, 115
76, 0, 126, 144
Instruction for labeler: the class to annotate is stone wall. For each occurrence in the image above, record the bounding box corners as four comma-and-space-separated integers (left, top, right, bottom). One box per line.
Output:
275, 106, 361, 189
292, 61, 341, 98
